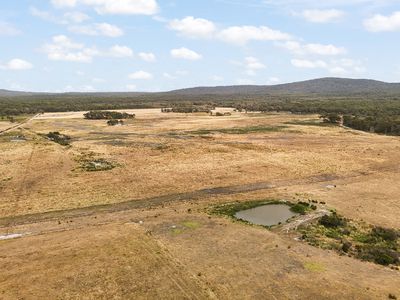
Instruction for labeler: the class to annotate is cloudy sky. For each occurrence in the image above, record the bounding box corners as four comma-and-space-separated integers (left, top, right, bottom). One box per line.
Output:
1, 0, 400, 92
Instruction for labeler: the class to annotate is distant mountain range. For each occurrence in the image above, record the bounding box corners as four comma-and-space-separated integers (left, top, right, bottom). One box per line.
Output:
2, 78, 400, 97
169, 78, 400, 95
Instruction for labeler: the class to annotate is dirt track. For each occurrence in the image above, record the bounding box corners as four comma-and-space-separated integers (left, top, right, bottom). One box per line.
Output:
0, 173, 344, 228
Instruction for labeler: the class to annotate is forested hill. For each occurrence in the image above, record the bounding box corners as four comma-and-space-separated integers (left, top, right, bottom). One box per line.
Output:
2, 78, 400, 97
170, 78, 400, 95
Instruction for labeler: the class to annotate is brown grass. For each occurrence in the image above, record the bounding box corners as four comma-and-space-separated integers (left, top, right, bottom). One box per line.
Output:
0, 109, 399, 299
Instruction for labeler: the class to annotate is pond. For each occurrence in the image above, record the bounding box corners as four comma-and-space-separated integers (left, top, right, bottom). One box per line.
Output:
234, 204, 298, 226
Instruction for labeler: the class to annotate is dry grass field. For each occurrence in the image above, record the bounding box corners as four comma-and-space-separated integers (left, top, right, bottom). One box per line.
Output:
0, 109, 399, 299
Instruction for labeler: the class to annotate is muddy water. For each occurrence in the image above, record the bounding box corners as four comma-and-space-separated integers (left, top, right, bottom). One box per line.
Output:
234, 204, 298, 226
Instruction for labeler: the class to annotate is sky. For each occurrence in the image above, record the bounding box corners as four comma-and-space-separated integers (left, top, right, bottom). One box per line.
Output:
1, 0, 400, 92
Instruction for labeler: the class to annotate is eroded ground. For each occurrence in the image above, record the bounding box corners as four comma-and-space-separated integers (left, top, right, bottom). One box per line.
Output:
0, 109, 399, 299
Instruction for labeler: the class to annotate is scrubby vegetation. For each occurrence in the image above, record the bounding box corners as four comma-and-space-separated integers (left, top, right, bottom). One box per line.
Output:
290, 201, 316, 215
84, 111, 135, 120
44, 132, 71, 146
76, 152, 117, 171
300, 213, 400, 267
107, 119, 124, 126
80, 158, 116, 171
319, 213, 347, 228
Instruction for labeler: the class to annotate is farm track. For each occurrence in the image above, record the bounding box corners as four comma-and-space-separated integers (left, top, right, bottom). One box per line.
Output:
0, 170, 377, 229
0, 114, 40, 135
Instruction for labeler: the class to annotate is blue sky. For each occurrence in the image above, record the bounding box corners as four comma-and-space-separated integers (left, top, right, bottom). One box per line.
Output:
1, 0, 400, 92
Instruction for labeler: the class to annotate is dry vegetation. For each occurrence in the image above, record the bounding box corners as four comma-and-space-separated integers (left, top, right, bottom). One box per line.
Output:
0, 109, 399, 299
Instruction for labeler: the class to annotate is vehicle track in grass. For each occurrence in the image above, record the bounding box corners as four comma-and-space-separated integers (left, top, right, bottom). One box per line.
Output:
0, 114, 40, 135
0, 173, 344, 228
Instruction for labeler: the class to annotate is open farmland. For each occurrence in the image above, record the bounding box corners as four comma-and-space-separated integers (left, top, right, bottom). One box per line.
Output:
0, 109, 399, 299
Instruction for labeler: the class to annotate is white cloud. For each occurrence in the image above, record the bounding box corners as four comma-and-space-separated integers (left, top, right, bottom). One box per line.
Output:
92, 77, 105, 83
267, 77, 280, 84
63, 11, 90, 23
0, 59, 33, 70
301, 9, 345, 23
51, 0, 77, 8
163, 72, 176, 79
42, 35, 99, 63
170, 47, 202, 60
291, 59, 327, 68
218, 25, 292, 45
82, 84, 96, 92
245, 56, 266, 70
244, 56, 266, 75
52, 0, 159, 15
211, 75, 224, 82
30, 7, 59, 23
69, 22, 123, 37
31, 7, 89, 24
280, 41, 346, 56
129, 70, 153, 80
304, 43, 346, 55
126, 84, 137, 90
364, 11, 400, 32
169, 16, 216, 38
236, 78, 255, 85
176, 70, 189, 76
109, 45, 133, 57
139, 52, 156, 62
291, 58, 365, 75
0, 22, 21, 36
263, 0, 385, 8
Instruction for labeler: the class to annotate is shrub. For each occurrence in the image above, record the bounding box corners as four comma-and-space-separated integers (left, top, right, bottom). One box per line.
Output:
107, 119, 124, 126
371, 226, 399, 242
320, 113, 342, 124
319, 213, 346, 228
45, 131, 71, 146
290, 202, 309, 214
342, 241, 352, 253
84, 111, 135, 120
81, 159, 116, 171
357, 246, 399, 266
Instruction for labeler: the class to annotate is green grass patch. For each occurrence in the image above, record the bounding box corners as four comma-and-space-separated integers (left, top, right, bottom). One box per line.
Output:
303, 262, 325, 272
285, 119, 336, 127
182, 221, 200, 229
170, 221, 201, 235
290, 201, 315, 215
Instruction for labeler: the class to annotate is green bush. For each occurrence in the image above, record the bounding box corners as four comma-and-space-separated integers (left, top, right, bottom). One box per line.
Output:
45, 131, 71, 146
319, 214, 346, 228
290, 202, 310, 214
357, 246, 399, 266
84, 111, 135, 120
371, 226, 399, 242
107, 119, 124, 126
